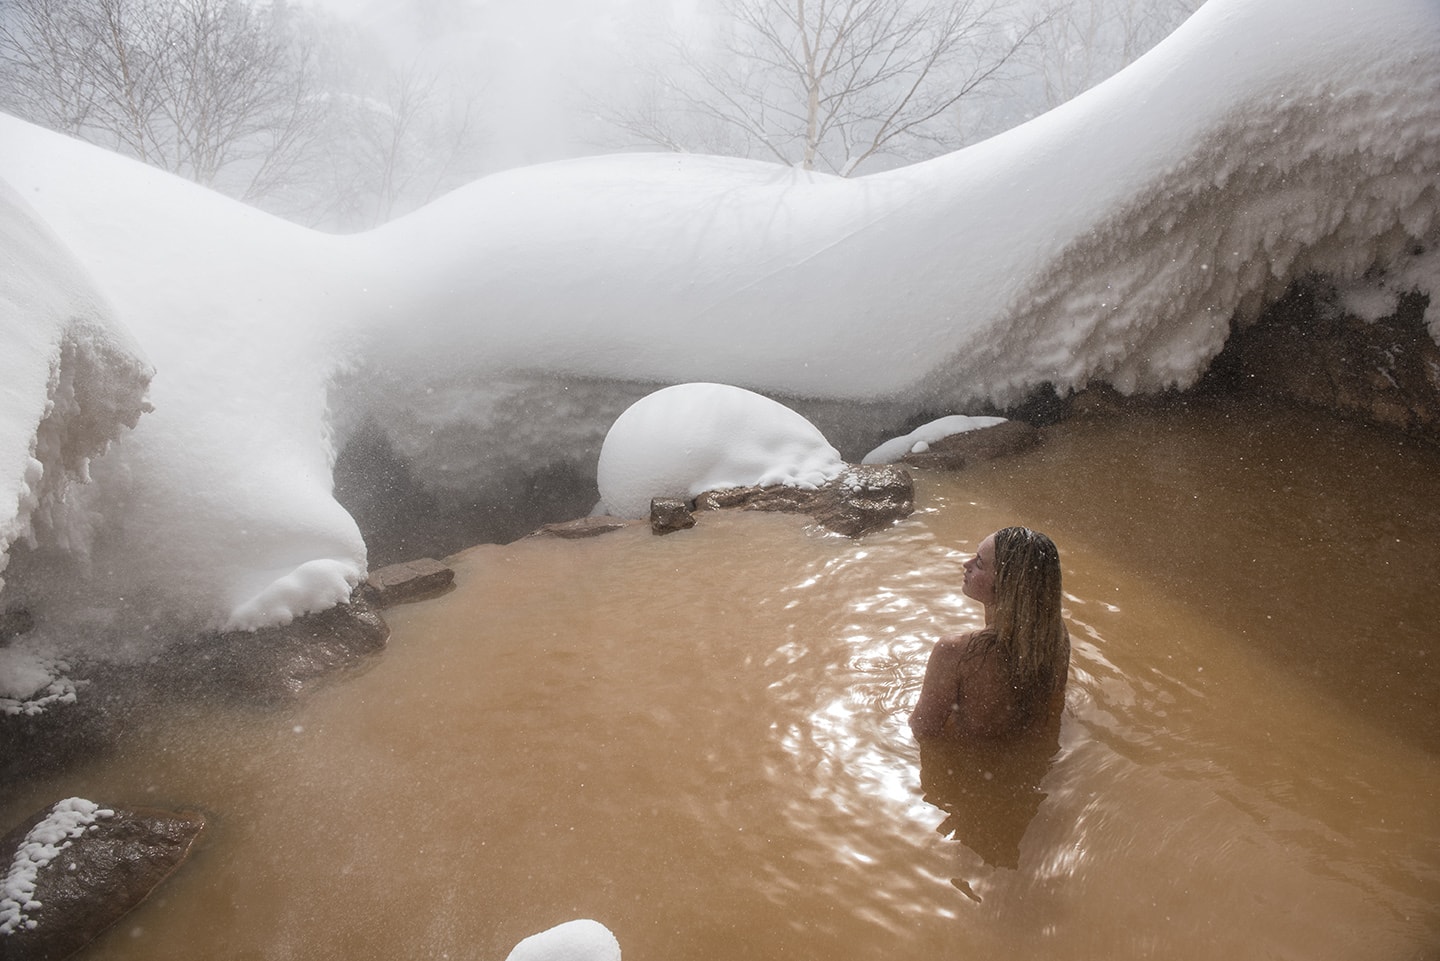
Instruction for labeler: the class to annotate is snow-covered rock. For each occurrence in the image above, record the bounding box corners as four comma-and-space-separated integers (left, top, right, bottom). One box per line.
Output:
596, 384, 846, 519
862, 416, 1008, 465
0, 799, 205, 959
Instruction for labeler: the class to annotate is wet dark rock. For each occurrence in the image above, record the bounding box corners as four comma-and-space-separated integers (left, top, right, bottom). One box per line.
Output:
692, 487, 770, 510
333, 415, 607, 564
361, 558, 454, 608
808, 464, 917, 536
0, 610, 34, 646
696, 464, 915, 537
0, 598, 390, 784
0, 800, 205, 961
1061, 382, 1143, 419
898, 420, 1043, 471
171, 594, 389, 704
530, 516, 636, 539
0, 697, 119, 788
649, 498, 696, 535
1200, 283, 1440, 437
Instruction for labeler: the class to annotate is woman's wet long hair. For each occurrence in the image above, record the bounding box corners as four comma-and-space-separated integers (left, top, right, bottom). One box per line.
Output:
969, 526, 1068, 719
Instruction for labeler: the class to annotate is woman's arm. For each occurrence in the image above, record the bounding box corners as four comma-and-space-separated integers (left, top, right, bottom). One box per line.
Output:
909, 634, 972, 738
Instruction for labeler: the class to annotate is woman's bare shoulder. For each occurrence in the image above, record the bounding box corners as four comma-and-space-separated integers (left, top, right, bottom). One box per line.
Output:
933, 630, 980, 652
932, 631, 992, 668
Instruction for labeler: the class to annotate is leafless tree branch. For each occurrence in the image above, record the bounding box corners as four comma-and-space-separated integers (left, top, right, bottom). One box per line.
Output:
596, 0, 1049, 177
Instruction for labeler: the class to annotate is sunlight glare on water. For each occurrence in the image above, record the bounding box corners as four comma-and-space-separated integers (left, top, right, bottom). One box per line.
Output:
4, 402, 1438, 961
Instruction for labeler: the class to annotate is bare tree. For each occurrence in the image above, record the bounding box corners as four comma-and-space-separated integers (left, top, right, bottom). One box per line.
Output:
604, 0, 1049, 176
1, 0, 488, 227
1034, 0, 1205, 108
1, 0, 113, 144
149, 0, 327, 192
0, 0, 329, 200
308, 60, 484, 230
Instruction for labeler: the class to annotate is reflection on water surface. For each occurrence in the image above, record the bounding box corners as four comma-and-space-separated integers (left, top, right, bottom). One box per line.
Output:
5, 402, 1438, 960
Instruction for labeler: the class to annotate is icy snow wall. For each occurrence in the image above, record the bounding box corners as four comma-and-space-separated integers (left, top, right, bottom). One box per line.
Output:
0, 183, 151, 597
0, 0, 1437, 648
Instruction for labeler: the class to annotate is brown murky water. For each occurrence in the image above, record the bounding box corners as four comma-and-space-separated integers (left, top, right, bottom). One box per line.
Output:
6, 401, 1440, 960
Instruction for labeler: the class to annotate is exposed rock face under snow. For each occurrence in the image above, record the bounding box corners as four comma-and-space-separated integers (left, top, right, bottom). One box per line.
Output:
0, 183, 151, 599
1206, 279, 1440, 431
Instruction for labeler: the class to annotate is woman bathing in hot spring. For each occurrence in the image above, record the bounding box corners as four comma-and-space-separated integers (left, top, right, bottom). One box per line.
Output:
909, 527, 1070, 740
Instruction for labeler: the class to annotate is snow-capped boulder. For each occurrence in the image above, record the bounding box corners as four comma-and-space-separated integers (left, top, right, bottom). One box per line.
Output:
0, 799, 205, 961
596, 384, 846, 520
865, 418, 1043, 472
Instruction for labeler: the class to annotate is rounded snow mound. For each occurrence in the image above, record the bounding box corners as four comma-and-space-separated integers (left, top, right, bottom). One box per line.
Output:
505, 919, 621, 961
596, 383, 845, 519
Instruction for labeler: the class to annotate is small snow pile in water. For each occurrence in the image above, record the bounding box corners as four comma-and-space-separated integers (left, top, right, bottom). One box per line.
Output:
861, 415, 1009, 464
0, 797, 114, 935
505, 919, 621, 961
596, 384, 845, 519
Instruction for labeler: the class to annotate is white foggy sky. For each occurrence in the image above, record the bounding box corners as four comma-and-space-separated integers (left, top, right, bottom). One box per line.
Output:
303, 0, 1132, 173
312, 0, 704, 167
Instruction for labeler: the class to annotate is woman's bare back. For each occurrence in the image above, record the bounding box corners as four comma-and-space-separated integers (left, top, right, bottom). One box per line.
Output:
910, 630, 1068, 739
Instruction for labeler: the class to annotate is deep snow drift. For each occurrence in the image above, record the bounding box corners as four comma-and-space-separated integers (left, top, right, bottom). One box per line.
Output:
0, 0, 1437, 669
360, 0, 1440, 405
0, 123, 369, 653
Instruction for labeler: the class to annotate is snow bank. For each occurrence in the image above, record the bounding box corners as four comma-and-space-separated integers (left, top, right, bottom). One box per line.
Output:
596, 384, 845, 519
361, 0, 1440, 408
0, 182, 151, 595
929, 0, 1440, 403
0, 119, 368, 640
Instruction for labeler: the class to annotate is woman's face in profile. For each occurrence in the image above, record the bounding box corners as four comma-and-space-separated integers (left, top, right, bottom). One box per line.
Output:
962, 533, 998, 606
